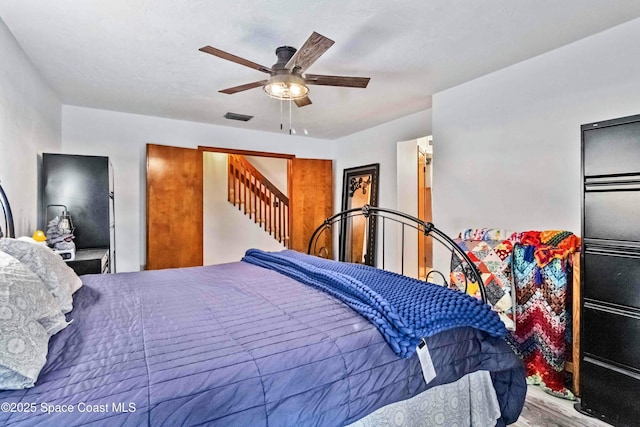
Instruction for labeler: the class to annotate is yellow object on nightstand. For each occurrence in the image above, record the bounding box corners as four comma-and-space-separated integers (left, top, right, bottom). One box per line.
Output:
32, 230, 47, 242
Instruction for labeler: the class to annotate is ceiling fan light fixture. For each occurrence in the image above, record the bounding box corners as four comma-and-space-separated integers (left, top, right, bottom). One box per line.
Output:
264, 74, 308, 100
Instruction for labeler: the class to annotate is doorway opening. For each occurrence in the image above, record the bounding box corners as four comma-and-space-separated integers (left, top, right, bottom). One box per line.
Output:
145, 144, 332, 270
396, 136, 432, 279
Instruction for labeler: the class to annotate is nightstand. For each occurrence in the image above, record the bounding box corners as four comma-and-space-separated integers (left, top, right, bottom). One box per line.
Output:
66, 248, 109, 275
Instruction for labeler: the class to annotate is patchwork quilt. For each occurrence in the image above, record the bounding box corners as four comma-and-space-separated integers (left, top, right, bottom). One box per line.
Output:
450, 239, 516, 331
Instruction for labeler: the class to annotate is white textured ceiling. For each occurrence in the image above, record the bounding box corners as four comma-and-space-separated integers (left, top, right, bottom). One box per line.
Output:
2, 1, 640, 139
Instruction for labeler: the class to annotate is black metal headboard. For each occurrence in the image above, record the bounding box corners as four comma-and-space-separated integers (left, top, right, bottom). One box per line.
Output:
0, 181, 15, 238
307, 205, 487, 303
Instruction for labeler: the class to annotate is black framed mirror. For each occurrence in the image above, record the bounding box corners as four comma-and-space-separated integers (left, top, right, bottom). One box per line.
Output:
339, 164, 379, 265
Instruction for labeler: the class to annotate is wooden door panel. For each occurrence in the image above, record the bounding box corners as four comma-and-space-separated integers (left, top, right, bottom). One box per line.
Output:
146, 144, 203, 269
290, 158, 333, 256
424, 187, 433, 268
418, 151, 433, 278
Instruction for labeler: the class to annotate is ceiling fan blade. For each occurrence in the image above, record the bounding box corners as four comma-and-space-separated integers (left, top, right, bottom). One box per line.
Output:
305, 74, 370, 88
219, 80, 268, 94
200, 46, 273, 74
285, 32, 335, 73
294, 96, 312, 107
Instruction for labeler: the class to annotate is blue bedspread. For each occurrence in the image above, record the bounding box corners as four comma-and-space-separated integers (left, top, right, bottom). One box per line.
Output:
0, 259, 525, 426
243, 249, 507, 357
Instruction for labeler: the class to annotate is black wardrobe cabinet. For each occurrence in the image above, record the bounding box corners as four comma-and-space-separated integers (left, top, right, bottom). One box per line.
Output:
577, 113, 640, 426
41, 153, 115, 273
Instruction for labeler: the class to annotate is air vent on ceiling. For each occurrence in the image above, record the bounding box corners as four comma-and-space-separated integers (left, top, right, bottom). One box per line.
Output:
224, 112, 253, 122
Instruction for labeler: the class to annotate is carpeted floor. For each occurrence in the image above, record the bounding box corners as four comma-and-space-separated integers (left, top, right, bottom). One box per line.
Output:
512, 386, 610, 426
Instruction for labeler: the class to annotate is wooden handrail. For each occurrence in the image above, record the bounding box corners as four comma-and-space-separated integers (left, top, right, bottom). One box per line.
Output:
229, 154, 288, 205
227, 154, 289, 247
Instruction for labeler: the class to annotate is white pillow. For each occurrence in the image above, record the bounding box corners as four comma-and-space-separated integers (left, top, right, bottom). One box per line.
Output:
0, 251, 69, 335
0, 320, 49, 390
0, 238, 82, 313
0, 251, 70, 390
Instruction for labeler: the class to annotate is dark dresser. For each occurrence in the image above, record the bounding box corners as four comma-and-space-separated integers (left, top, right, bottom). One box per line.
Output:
41, 153, 115, 273
578, 113, 640, 426
66, 248, 110, 275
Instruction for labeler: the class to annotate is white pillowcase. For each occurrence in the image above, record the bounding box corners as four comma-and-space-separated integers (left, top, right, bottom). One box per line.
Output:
0, 251, 70, 390
0, 238, 82, 313
0, 320, 49, 390
0, 251, 69, 335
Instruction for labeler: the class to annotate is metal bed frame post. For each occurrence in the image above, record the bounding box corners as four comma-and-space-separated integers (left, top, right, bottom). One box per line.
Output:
0, 182, 15, 238
307, 205, 487, 303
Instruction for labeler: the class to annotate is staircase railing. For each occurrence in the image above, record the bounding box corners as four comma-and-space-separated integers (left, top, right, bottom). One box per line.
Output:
228, 154, 289, 246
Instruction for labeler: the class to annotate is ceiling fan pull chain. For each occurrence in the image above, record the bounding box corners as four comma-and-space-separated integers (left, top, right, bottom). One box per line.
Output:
280, 98, 283, 130
289, 99, 293, 135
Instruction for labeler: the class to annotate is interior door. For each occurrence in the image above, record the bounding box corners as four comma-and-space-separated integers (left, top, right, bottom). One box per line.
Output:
418, 148, 433, 279
146, 144, 203, 270
290, 158, 333, 256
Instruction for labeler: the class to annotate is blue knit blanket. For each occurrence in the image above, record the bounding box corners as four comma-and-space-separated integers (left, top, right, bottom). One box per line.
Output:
242, 249, 507, 357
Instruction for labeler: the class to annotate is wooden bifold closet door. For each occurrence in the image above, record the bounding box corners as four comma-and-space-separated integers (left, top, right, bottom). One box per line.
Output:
146, 144, 203, 270
289, 158, 333, 256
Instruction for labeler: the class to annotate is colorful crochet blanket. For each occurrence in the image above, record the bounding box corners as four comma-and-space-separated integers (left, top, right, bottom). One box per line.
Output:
242, 249, 508, 358
508, 231, 580, 400
450, 238, 517, 330
520, 230, 580, 268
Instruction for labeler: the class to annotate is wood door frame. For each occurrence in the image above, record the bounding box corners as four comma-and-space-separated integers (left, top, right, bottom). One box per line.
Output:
197, 147, 333, 256
198, 146, 295, 160
198, 145, 296, 245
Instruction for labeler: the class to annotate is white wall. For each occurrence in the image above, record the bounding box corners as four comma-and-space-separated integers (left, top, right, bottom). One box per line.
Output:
203, 152, 285, 265
334, 110, 431, 211
396, 138, 419, 277
432, 17, 640, 274
62, 106, 337, 272
245, 155, 288, 194
0, 17, 61, 235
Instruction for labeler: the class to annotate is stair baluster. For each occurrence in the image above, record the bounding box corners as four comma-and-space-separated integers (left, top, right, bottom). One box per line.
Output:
227, 154, 289, 247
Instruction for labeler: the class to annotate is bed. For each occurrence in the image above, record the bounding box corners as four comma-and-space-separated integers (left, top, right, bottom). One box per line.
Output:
0, 190, 526, 426
0, 181, 14, 239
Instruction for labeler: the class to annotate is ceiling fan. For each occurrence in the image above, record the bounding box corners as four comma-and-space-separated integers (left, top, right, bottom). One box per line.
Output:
199, 32, 371, 107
